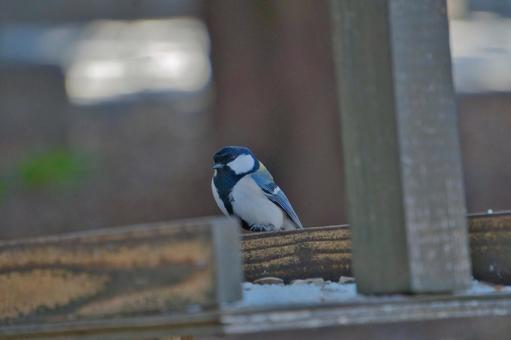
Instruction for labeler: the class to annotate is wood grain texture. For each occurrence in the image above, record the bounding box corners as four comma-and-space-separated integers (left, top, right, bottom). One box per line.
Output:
242, 213, 511, 285
330, 0, 470, 293
469, 212, 511, 285
222, 293, 511, 338
0, 216, 241, 337
217, 315, 511, 340
1, 214, 510, 338
242, 225, 351, 282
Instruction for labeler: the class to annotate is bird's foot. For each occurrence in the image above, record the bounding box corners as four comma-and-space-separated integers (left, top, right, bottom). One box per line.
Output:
249, 223, 276, 232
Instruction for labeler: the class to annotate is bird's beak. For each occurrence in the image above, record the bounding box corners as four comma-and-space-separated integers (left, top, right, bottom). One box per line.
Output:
212, 163, 223, 169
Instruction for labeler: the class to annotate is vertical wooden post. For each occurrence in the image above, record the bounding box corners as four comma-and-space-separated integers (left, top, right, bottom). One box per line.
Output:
330, 0, 471, 293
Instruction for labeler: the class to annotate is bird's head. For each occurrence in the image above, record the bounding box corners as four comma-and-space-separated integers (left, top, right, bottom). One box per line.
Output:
212, 146, 259, 176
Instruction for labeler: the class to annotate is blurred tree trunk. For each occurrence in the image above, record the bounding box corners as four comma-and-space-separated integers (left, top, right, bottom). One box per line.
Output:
206, 0, 346, 226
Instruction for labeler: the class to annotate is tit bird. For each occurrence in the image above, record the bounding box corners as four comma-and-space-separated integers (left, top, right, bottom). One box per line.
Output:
211, 146, 303, 232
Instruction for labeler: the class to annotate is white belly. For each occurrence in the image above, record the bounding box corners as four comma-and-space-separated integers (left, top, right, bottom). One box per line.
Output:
231, 176, 284, 229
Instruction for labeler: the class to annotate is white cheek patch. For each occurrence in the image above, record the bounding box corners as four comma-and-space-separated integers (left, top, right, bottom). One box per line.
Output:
228, 154, 255, 175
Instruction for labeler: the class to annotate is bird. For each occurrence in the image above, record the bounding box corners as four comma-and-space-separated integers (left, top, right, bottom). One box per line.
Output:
211, 146, 303, 232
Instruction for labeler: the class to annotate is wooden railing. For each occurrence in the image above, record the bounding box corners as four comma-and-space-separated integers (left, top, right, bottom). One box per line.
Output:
1, 213, 511, 338
242, 212, 511, 285
0, 217, 240, 338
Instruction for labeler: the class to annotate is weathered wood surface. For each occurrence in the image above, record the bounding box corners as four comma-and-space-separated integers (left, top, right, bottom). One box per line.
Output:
0, 217, 241, 338
469, 212, 511, 285
220, 293, 511, 339
330, 0, 470, 293
242, 212, 511, 285
1, 214, 510, 338
2, 312, 220, 339
215, 315, 511, 340
243, 225, 351, 282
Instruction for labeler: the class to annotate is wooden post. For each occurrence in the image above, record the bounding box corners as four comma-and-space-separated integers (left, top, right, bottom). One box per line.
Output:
330, 0, 471, 293
0, 217, 241, 337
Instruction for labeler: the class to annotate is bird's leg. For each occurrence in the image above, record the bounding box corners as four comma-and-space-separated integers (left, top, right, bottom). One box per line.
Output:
249, 223, 276, 232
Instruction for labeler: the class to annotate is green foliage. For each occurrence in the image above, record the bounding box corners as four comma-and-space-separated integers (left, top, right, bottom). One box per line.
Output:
17, 149, 88, 189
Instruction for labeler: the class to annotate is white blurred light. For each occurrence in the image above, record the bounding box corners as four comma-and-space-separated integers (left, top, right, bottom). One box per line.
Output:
450, 15, 511, 93
77, 60, 125, 79
65, 17, 211, 105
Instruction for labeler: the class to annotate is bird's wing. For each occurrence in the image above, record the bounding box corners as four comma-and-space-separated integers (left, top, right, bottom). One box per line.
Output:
250, 163, 303, 228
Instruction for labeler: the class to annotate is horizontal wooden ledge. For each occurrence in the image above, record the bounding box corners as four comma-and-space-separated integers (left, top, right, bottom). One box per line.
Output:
1, 213, 510, 338
222, 292, 511, 335
0, 311, 221, 339
6, 292, 511, 338
241, 212, 511, 285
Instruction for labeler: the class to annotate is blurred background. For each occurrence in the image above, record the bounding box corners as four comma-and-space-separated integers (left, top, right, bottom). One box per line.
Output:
0, 0, 509, 240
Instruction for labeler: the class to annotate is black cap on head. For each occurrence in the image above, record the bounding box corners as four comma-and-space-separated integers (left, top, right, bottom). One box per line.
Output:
213, 146, 254, 164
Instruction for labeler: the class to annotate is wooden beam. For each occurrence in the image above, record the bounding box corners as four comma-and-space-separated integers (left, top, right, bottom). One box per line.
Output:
330, 0, 471, 293
242, 212, 511, 285
1, 214, 510, 338
470, 212, 511, 285
221, 293, 511, 338
0, 217, 241, 338
243, 225, 351, 283
221, 315, 511, 340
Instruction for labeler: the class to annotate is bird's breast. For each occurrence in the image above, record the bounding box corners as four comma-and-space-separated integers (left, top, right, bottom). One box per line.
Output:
230, 176, 284, 228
